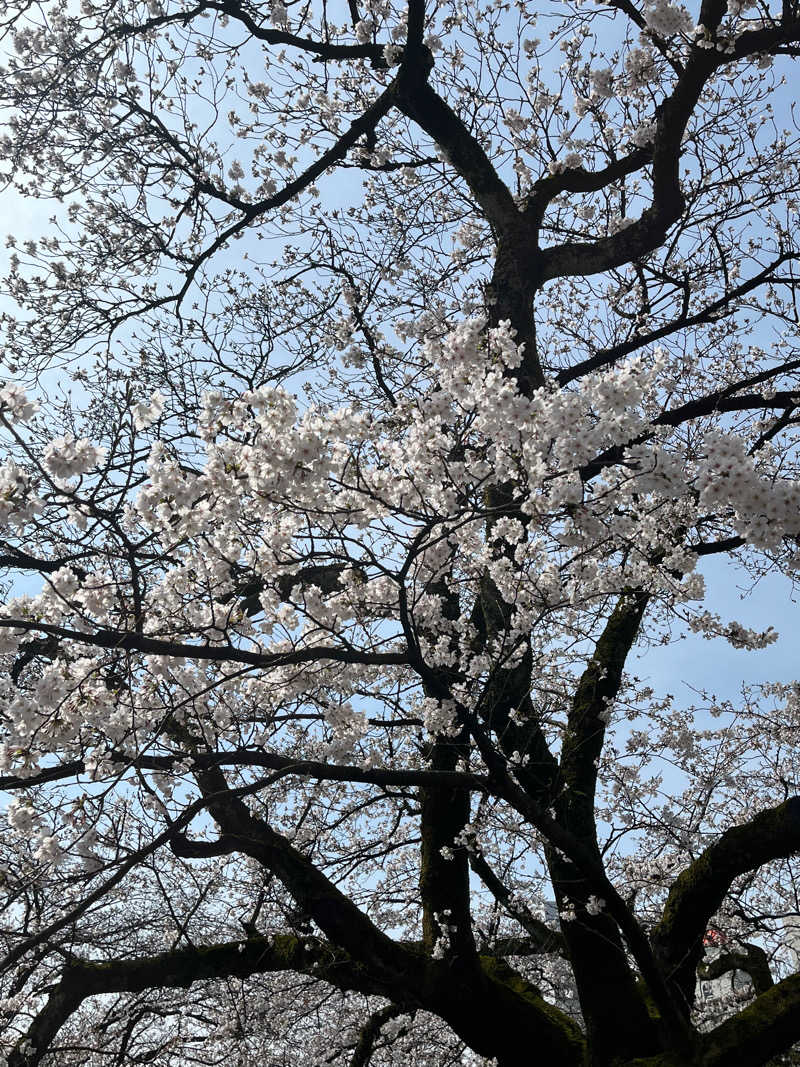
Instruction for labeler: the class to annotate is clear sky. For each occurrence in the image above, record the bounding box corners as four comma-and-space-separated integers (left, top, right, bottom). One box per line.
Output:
638, 554, 797, 704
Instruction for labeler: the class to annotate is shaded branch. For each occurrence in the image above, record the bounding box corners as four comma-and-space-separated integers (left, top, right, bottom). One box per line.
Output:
189, 760, 586, 1065
222, 561, 358, 618
557, 254, 800, 386
0, 617, 408, 670
114, 0, 385, 64
469, 851, 567, 958
0, 549, 89, 574
7, 933, 377, 1067
0, 750, 488, 795
559, 592, 649, 844
652, 798, 800, 1006
697, 942, 774, 996
540, 594, 659, 1063
460, 705, 692, 1052
394, 52, 521, 234
536, 0, 790, 283
699, 973, 800, 1067
525, 148, 652, 226
189, 760, 425, 987
349, 1004, 408, 1067
418, 728, 476, 958
656, 390, 800, 429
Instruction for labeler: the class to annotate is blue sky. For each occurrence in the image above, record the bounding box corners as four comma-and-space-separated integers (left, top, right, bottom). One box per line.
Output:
638, 554, 797, 705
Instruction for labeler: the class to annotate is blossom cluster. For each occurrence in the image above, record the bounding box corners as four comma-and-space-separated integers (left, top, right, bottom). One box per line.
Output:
0, 318, 796, 793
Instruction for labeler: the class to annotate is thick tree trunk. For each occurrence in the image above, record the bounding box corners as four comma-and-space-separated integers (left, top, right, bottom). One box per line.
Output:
425, 956, 587, 1067
547, 851, 662, 1066
487, 235, 544, 396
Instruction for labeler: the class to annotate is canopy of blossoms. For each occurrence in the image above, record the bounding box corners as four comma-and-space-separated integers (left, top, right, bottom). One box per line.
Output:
0, 0, 799, 1064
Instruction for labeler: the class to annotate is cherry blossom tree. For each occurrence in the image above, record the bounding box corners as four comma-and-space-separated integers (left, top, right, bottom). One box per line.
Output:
1, 0, 800, 1064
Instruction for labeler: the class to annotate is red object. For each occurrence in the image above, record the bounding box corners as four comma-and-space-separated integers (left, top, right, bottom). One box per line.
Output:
703, 927, 728, 947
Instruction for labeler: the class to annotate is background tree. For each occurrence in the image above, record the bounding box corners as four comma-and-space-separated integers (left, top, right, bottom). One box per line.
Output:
1, 0, 800, 1064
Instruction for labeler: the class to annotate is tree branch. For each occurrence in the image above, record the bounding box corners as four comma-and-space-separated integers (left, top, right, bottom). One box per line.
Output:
537, 2, 732, 284
113, 0, 385, 64
652, 798, 800, 1007
469, 851, 567, 957
556, 254, 800, 385
697, 942, 774, 996
0, 617, 408, 671
559, 592, 649, 844
189, 760, 426, 987
187, 760, 587, 1066
394, 54, 521, 235
349, 1004, 408, 1067
699, 973, 800, 1067
0, 751, 488, 795
7, 933, 377, 1067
